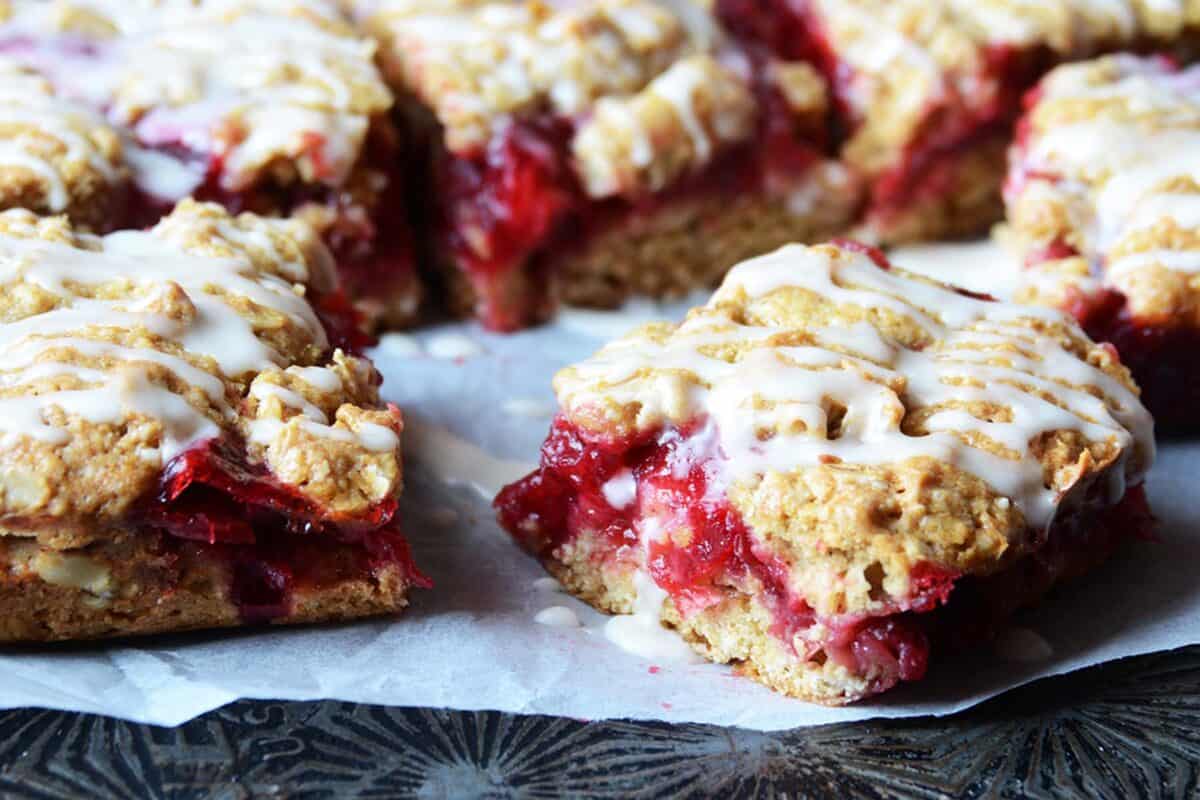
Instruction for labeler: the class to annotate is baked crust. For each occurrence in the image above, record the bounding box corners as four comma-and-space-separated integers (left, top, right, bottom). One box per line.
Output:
499, 241, 1154, 703
0, 531, 414, 643
358, 0, 853, 329
0, 0, 422, 329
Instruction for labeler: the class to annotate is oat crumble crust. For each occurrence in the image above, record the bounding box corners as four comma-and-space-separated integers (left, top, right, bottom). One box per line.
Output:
0, 0, 424, 328
505, 241, 1154, 703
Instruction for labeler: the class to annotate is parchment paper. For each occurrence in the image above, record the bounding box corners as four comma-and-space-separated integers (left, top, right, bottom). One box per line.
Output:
1, 242, 1196, 729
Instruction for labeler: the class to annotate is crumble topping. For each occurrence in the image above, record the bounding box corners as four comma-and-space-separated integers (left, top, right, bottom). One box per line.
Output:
0, 200, 402, 540
552, 243, 1153, 613
0, 0, 393, 197
359, 0, 689, 153
1007, 54, 1200, 323
0, 60, 124, 227
570, 53, 756, 197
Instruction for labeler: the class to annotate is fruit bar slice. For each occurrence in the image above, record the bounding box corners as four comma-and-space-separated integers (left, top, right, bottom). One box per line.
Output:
718, 0, 1195, 244
497, 241, 1153, 704
0, 0, 421, 328
1005, 54, 1200, 431
0, 200, 427, 643
357, 0, 857, 331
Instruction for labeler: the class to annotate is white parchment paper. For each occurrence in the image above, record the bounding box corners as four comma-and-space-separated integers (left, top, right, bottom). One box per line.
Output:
0, 243, 1197, 730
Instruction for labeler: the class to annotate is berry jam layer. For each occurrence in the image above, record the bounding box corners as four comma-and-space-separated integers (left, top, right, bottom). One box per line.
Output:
497, 416, 1151, 701
433, 61, 830, 332
142, 437, 428, 624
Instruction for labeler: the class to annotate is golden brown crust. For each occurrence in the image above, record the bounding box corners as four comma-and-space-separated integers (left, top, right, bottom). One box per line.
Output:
0, 532, 412, 643
545, 533, 871, 705
2, 0, 393, 193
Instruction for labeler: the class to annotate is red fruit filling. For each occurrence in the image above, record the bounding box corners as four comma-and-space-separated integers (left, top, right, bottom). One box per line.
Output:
497, 415, 1151, 698
139, 437, 428, 623
434, 50, 828, 331
1060, 284, 1200, 433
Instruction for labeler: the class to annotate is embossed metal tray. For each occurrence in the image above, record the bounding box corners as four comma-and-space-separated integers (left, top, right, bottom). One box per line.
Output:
2, 645, 1197, 798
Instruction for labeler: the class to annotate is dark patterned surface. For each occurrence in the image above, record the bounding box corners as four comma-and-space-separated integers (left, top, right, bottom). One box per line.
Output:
1, 645, 1198, 799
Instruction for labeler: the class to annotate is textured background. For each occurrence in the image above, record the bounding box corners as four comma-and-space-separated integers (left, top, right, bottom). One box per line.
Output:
1, 645, 1198, 798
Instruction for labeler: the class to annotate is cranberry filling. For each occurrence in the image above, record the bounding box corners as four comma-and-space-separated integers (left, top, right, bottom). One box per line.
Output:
1060, 285, 1200, 433
141, 438, 428, 622
498, 415, 1150, 698
434, 49, 828, 331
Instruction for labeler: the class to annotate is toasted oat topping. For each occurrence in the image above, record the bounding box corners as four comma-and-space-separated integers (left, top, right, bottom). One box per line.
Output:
1007, 55, 1200, 322
554, 243, 1153, 533
0, 0, 392, 198
0, 200, 402, 538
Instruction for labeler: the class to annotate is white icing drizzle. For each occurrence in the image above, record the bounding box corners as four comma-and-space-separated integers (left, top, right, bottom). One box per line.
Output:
562, 245, 1154, 532
532, 576, 564, 592
535, 606, 582, 627
601, 469, 638, 510
0, 206, 330, 464
374, 0, 689, 153
425, 332, 484, 360
571, 54, 756, 198
403, 418, 534, 500
603, 517, 705, 665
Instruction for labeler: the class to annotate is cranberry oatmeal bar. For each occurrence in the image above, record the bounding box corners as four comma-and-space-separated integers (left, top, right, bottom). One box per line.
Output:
0, 200, 427, 643
1005, 54, 1200, 431
718, 0, 1200, 245
355, 0, 856, 331
497, 241, 1154, 703
0, 0, 421, 328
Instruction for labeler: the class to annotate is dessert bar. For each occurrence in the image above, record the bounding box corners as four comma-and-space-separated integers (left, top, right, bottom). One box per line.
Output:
498, 241, 1153, 703
719, 0, 1199, 244
357, 0, 857, 330
0, 201, 426, 642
